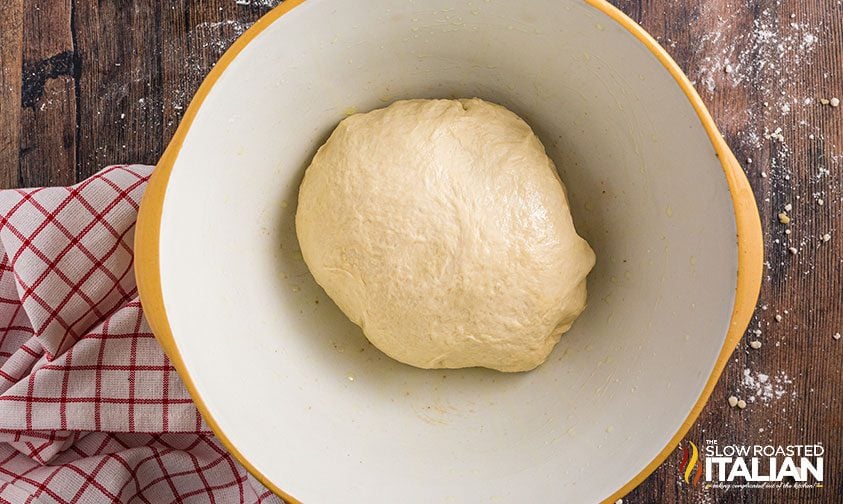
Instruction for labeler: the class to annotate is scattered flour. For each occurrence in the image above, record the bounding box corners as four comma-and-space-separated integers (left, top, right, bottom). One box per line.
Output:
234, 0, 282, 7
680, 2, 843, 280
690, 8, 819, 99
741, 369, 793, 404
193, 20, 255, 53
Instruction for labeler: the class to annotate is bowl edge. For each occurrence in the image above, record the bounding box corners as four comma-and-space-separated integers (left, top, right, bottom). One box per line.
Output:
584, 1, 764, 502
134, 1, 765, 502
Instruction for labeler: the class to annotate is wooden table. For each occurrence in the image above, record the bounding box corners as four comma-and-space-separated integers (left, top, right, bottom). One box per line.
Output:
1, 1, 840, 502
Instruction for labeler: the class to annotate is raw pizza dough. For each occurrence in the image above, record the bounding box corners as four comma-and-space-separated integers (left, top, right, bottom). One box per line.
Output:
296, 98, 595, 372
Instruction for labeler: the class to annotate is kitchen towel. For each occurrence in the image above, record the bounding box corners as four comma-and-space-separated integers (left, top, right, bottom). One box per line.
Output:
0, 165, 282, 503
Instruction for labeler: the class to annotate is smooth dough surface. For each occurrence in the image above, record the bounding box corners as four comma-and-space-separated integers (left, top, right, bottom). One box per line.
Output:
296, 98, 595, 372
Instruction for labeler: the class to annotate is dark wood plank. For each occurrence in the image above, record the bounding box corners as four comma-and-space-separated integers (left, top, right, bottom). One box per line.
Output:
18, 0, 76, 187
73, 1, 165, 180
0, 0, 23, 189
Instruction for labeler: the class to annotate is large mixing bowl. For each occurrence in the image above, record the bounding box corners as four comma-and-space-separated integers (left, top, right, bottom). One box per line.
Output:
135, 0, 763, 502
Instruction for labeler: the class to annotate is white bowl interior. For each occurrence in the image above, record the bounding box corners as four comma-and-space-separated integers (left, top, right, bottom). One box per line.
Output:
158, 0, 737, 502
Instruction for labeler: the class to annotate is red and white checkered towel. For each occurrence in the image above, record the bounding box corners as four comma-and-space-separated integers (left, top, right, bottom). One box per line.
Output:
0, 166, 282, 503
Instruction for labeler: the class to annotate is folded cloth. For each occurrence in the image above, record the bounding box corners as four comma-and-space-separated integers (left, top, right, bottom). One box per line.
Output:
0, 166, 281, 503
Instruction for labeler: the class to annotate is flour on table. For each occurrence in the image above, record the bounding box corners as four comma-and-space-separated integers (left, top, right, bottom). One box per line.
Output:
234, 0, 282, 7
193, 20, 255, 53
653, 2, 840, 285
689, 5, 819, 105
741, 368, 794, 404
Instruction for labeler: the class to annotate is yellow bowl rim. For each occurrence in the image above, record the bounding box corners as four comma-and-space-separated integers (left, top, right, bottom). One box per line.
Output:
134, 1, 764, 502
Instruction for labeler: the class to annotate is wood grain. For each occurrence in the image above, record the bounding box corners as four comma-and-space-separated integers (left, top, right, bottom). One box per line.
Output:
18, 0, 76, 187
0, 0, 23, 188
1, 1, 841, 502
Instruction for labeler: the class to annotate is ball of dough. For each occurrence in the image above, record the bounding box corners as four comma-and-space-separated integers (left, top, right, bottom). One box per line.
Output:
296, 98, 595, 372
